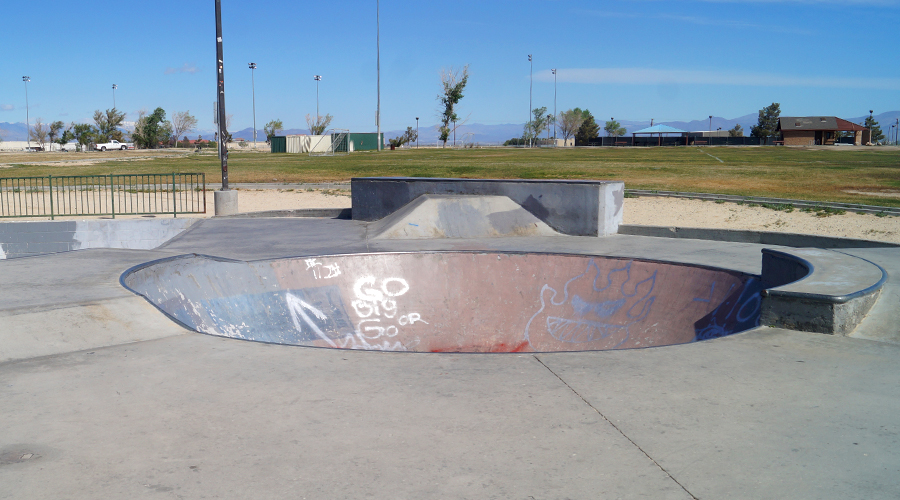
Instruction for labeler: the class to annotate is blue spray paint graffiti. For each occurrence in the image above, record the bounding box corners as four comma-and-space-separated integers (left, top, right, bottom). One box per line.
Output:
692, 277, 763, 340
525, 260, 657, 348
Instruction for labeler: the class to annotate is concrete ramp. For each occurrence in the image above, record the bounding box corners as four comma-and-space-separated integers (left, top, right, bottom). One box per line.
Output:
370, 195, 561, 239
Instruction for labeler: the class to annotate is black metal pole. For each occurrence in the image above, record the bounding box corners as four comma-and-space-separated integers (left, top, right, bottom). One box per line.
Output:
215, 0, 229, 190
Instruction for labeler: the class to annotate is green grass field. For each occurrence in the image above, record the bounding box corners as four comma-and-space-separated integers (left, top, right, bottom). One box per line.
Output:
2, 146, 899, 207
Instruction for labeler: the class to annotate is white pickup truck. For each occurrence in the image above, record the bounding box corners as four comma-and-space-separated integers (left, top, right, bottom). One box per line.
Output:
94, 140, 133, 151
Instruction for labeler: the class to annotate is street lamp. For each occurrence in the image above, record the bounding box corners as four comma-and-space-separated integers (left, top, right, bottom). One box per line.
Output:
528, 54, 533, 147
896, 118, 899, 145
868, 110, 874, 144
551, 68, 557, 140
314, 75, 322, 123
709, 115, 712, 139
112, 84, 118, 109
22, 76, 30, 149
415, 117, 419, 149
249, 63, 257, 145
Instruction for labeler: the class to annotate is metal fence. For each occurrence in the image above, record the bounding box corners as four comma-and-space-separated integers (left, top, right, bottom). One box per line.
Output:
0, 173, 206, 219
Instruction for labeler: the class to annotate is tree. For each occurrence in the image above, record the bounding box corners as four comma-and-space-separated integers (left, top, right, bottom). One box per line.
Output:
93, 108, 126, 142
171, 111, 198, 148
305, 113, 334, 135
750, 102, 780, 138
728, 124, 744, 137
437, 65, 469, 147
404, 126, 417, 146
49, 121, 65, 150
71, 123, 96, 151
604, 119, 626, 138
523, 107, 549, 146
388, 135, 408, 148
29, 118, 48, 150
575, 110, 600, 146
131, 107, 168, 149
264, 119, 283, 143
557, 109, 585, 143
864, 113, 885, 144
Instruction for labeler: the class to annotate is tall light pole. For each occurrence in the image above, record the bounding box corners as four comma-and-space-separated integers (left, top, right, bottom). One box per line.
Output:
314, 75, 321, 122
214, 0, 229, 190
528, 54, 533, 147
249, 63, 257, 145
709, 115, 712, 138
896, 118, 899, 145
868, 109, 874, 144
415, 117, 419, 149
112, 84, 118, 109
551, 68, 557, 140
376, 0, 381, 151
22, 76, 30, 149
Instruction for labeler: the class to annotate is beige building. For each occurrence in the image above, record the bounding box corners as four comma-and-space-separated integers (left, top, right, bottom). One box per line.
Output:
778, 116, 868, 146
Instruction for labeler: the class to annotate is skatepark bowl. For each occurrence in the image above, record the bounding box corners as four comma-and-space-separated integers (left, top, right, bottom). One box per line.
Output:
123, 251, 764, 353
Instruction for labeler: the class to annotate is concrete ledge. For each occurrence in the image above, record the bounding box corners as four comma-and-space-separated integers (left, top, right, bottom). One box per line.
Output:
760, 248, 887, 334
0, 218, 198, 259
618, 225, 899, 249
351, 177, 624, 236
220, 208, 351, 219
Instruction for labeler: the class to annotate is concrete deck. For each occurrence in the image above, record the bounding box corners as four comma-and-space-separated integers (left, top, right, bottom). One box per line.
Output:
2, 217, 899, 499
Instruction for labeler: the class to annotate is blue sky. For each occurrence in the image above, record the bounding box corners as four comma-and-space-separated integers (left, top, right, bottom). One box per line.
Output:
2, 0, 898, 135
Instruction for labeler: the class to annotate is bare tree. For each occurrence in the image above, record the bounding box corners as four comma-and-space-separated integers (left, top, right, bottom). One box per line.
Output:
29, 118, 49, 151
437, 65, 470, 147
172, 111, 198, 147
305, 114, 334, 135
556, 109, 585, 143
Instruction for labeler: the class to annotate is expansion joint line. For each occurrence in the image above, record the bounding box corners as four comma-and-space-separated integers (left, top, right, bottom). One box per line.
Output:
532, 355, 699, 500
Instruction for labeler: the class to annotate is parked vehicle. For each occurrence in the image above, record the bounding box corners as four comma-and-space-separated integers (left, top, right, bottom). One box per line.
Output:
94, 140, 133, 151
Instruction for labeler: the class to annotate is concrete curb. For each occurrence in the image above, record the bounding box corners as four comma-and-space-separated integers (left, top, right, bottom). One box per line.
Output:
617, 224, 899, 249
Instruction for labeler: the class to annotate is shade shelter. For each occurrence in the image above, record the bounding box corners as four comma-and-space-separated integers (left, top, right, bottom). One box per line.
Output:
631, 124, 689, 146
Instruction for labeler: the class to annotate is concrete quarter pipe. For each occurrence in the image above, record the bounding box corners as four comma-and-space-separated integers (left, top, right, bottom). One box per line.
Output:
123, 252, 763, 353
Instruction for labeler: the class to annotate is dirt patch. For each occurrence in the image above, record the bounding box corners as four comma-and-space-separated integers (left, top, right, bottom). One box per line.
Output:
843, 190, 900, 199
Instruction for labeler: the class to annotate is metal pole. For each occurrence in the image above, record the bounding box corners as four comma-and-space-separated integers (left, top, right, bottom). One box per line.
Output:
376, 0, 381, 151
416, 117, 419, 148
23, 77, 30, 150
709, 115, 712, 139
112, 84, 117, 109
528, 54, 532, 148
249, 63, 257, 146
215, 0, 229, 189
314, 75, 322, 128
551, 68, 557, 140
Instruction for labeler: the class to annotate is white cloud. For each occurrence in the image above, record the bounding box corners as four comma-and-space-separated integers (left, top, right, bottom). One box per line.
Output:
0, 104, 14, 111
165, 63, 199, 75
539, 68, 900, 90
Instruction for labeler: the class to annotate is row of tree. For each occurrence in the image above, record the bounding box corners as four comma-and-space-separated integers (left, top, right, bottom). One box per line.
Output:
25, 108, 199, 151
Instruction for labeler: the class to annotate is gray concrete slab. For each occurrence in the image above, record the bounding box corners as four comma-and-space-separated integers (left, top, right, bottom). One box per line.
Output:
1, 334, 690, 499
2, 216, 900, 498
537, 328, 900, 499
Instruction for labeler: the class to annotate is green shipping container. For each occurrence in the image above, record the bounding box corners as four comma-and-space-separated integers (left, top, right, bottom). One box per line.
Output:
270, 136, 287, 153
348, 133, 384, 151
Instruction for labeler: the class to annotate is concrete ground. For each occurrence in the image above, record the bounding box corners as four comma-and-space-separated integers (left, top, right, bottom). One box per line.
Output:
2, 218, 899, 499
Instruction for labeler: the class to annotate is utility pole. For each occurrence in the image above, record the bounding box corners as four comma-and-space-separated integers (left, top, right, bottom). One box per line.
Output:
214, 0, 237, 215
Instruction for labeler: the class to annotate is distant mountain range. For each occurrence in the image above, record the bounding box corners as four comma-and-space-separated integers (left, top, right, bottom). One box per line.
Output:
3, 111, 898, 143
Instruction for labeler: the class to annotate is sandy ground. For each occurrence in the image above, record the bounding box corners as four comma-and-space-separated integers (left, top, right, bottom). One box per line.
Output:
229, 188, 900, 244
5, 187, 899, 244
